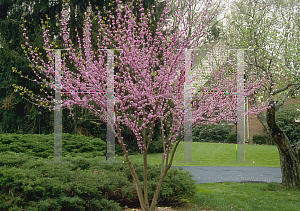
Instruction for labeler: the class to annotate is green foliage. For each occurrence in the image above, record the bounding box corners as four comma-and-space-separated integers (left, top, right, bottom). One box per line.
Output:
0, 160, 195, 210
148, 134, 164, 154
29, 198, 62, 210
0, 0, 166, 137
205, 23, 224, 43
0, 133, 197, 210
276, 107, 300, 145
0, 152, 31, 167
0, 133, 106, 159
58, 196, 85, 211
160, 167, 197, 203
115, 125, 141, 155
0, 159, 123, 210
226, 132, 237, 143
265, 182, 279, 191
115, 123, 164, 155
87, 198, 122, 211
253, 134, 267, 145
192, 123, 233, 143
93, 162, 197, 206
194, 182, 300, 211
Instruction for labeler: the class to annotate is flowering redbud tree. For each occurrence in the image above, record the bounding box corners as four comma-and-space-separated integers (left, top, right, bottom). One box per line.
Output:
14, 0, 274, 210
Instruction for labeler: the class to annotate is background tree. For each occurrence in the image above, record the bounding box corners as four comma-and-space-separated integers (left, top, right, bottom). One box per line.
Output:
0, 0, 166, 136
163, 0, 222, 43
222, 0, 300, 189
0, 0, 82, 134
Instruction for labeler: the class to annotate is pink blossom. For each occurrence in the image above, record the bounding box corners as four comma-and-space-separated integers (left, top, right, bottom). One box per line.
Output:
19, 2, 272, 208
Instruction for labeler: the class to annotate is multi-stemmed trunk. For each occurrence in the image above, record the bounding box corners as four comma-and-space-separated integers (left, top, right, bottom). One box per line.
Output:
122, 149, 178, 211
117, 122, 182, 211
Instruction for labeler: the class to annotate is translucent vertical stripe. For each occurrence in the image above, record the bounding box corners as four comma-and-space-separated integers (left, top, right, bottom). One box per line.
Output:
236, 49, 245, 161
184, 50, 193, 162
106, 49, 115, 162
46, 49, 70, 163
54, 50, 62, 162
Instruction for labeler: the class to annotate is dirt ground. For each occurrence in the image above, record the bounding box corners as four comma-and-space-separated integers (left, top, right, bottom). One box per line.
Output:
123, 206, 217, 211
122, 201, 217, 211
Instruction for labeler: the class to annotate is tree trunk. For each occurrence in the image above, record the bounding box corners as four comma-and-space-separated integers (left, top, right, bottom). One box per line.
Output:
69, 1, 77, 45
263, 106, 300, 189
149, 164, 171, 210
277, 145, 300, 189
116, 128, 182, 211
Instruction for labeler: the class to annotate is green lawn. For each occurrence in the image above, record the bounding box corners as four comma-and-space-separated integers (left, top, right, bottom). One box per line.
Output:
100, 142, 299, 211
192, 182, 300, 211
111, 142, 280, 167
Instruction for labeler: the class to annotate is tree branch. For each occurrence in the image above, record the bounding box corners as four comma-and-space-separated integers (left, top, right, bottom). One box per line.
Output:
273, 82, 299, 95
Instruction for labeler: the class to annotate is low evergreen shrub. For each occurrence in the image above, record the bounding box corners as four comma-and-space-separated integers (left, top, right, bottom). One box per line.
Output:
0, 133, 106, 158
148, 135, 164, 154
0, 135, 197, 210
91, 162, 197, 206
252, 134, 267, 145
115, 123, 164, 155
193, 123, 232, 143
226, 133, 237, 143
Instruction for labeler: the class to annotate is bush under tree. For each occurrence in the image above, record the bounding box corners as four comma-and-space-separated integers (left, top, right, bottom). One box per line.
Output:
0, 133, 197, 210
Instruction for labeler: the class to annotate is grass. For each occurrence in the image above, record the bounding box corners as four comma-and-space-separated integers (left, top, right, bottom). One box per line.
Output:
192, 182, 300, 211
111, 142, 280, 167
99, 142, 299, 211
20, 140, 298, 210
